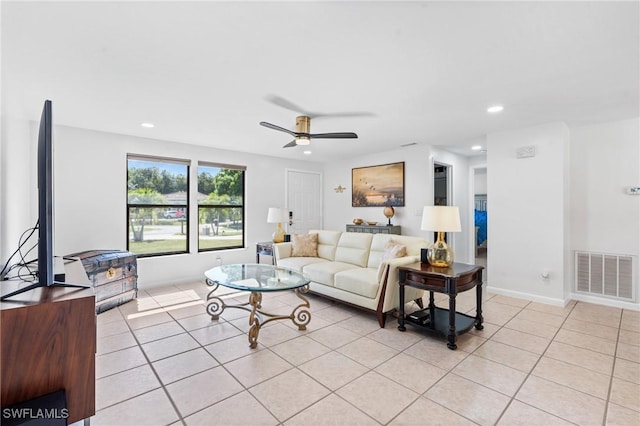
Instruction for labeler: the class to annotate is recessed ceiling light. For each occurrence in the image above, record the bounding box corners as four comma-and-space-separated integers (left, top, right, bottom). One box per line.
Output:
471, 145, 482, 151
141, 122, 155, 128
303, 150, 312, 155
487, 105, 504, 113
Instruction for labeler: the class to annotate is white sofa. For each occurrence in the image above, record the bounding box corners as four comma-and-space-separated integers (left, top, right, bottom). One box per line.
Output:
273, 230, 429, 327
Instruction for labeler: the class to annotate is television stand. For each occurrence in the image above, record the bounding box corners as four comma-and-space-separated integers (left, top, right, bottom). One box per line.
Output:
1, 259, 95, 424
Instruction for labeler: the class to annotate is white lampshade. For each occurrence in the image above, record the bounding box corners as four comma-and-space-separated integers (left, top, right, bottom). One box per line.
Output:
421, 206, 461, 232
267, 207, 285, 223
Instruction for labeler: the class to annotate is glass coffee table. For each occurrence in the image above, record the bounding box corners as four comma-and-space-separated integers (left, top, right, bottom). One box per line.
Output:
204, 263, 311, 348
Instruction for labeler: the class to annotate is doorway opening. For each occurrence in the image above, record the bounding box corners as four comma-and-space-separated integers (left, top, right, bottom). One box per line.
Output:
433, 162, 452, 242
473, 167, 488, 271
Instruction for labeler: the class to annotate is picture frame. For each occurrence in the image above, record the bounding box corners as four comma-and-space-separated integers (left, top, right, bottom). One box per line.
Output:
352, 161, 405, 207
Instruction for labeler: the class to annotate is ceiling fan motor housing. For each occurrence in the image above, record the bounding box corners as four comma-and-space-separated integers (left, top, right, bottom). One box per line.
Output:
295, 116, 311, 134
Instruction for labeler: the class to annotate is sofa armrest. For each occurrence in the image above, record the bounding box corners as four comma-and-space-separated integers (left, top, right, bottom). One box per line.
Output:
377, 255, 419, 283
273, 242, 292, 261
378, 255, 423, 313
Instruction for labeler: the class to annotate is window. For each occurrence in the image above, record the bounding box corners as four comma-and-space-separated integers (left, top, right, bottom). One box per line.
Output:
197, 162, 245, 251
127, 155, 189, 257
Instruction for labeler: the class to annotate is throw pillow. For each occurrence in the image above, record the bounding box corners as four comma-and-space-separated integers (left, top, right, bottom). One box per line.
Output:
291, 233, 318, 257
381, 239, 407, 261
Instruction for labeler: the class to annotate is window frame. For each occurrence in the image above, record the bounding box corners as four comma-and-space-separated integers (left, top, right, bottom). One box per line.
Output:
197, 161, 246, 252
126, 154, 190, 258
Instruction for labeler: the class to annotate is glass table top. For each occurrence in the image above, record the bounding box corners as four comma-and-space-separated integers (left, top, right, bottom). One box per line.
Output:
204, 264, 310, 292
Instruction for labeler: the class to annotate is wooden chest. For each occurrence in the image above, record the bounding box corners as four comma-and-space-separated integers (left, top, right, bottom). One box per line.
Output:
68, 250, 138, 314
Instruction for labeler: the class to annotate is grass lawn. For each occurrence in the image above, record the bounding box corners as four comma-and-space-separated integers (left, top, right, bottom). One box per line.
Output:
129, 236, 243, 255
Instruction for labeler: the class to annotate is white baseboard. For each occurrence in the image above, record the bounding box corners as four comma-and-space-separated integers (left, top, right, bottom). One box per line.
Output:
486, 285, 640, 311
486, 286, 567, 307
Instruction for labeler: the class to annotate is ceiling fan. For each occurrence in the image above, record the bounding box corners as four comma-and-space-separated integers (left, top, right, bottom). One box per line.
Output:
259, 116, 358, 148
260, 95, 372, 148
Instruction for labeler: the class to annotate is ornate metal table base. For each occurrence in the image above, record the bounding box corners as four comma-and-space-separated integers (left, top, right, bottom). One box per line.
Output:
206, 279, 311, 348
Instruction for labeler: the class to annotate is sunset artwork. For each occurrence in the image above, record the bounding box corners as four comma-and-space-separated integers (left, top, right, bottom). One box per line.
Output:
352, 162, 405, 207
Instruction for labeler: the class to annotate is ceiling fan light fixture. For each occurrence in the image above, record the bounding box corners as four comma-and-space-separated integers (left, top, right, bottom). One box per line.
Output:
295, 136, 311, 146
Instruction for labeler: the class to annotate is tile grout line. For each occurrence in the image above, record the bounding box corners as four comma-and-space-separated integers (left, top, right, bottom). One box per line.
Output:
491, 300, 580, 425
119, 291, 197, 426
601, 310, 624, 426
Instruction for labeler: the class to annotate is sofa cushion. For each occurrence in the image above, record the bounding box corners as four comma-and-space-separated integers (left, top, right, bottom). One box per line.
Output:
291, 233, 318, 257
303, 261, 360, 287
277, 256, 328, 273
334, 232, 373, 267
334, 267, 380, 299
309, 229, 341, 261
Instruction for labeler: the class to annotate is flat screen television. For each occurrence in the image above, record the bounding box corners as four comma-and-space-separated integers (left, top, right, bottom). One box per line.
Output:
1, 100, 88, 300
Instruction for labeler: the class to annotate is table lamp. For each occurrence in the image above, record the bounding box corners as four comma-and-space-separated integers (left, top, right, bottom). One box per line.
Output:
267, 207, 285, 243
421, 206, 461, 267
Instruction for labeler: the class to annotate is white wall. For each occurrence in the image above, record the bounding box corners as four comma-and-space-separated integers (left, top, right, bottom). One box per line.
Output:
487, 122, 571, 305
1, 122, 323, 288
570, 117, 639, 307
323, 145, 433, 238
322, 144, 474, 264
1, 117, 36, 267
474, 170, 487, 195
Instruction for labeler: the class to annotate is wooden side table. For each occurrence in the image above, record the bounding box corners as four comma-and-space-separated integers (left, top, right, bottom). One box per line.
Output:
397, 262, 484, 350
256, 241, 275, 264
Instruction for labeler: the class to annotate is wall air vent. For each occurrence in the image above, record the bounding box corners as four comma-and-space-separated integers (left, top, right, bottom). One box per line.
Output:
575, 251, 635, 301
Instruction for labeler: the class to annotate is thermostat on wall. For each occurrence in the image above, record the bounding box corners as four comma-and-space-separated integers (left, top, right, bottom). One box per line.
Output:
516, 145, 536, 159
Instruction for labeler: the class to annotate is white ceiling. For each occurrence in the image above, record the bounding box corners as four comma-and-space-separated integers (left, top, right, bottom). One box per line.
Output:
2, 1, 638, 163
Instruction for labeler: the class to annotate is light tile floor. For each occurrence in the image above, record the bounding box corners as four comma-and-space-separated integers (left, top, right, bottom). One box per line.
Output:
91, 281, 640, 426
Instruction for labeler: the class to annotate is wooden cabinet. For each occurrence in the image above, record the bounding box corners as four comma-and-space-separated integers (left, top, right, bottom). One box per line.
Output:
1, 260, 96, 424
346, 224, 401, 235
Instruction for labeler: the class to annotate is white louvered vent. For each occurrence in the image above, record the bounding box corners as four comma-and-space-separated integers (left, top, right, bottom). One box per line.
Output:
575, 251, 634, 301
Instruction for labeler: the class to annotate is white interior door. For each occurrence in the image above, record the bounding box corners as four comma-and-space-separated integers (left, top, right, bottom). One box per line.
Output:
286, 169, 322, 235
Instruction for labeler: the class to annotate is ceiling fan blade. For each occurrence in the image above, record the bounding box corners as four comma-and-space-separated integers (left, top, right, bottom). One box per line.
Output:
282, 140, 298, 148
259, 121, 297, 136
265, 95, 313, 116
308, 132, 358, 139
312, 111, 376, 119
265, 94, 375, 119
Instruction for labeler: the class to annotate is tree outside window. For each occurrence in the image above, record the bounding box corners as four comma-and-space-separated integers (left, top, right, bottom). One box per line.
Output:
197, 163, 245, 251
127, 156, 189, 257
